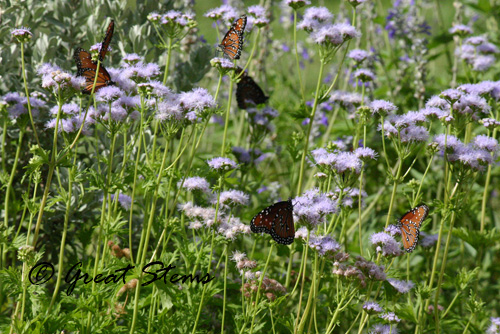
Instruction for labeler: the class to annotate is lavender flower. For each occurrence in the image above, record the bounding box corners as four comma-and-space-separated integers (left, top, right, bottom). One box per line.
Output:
123, 53, 141, 65
473, 135, 498, 152
449, 24, 473, 36
181, 176, 210, 193
297, 7, 333, 32
95, 86, 123, 102
363, 301, 384, 314
355, 256, 386, 281
419, 232, 439, 248
370, 232, 404, 257
308, 234, 340, 257
110, 194, 133, 210
348, 49, 369, 63
205, 5, 238, 21
472, 55, 495, 72
294, 189, 337, 227
369, 324, 399, 334
179, 87, 216, 114
284, 0, 311, 10
387, 278, 414, 293
481, 118, 500, 130
217, 190, 250, 206
385, 224, 401, 237
354, 147, 378, 161
486, 317, 500, 334
379, 312, 401, 324
11, 27, 32, 43
210, 57, 235, 72
354, 69, 375, 82
207, 157, 238, 171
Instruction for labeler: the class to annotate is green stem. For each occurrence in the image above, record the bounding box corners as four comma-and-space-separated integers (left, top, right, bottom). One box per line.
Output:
296, 60, 325, 195
20, 43, 40, 146
163, 37, 174, 85
221, 78, 234, 157
249, 243, 275, 334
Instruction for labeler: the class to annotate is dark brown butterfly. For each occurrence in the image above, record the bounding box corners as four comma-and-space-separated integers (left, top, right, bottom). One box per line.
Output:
219, 15, 246, 60
398, 204, 429, 252
74, 20, 115, 94
236, 68, 269, 109
250, 199, 295, 245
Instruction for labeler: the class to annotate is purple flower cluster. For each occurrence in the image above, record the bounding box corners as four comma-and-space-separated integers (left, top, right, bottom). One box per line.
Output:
180, 202, 220, 228
370, 232, 404, 257
297, 7, 358, 48
156, 87, 215, 124
418, 231, 439, 248
433, 134, 496, 171
486, 317, 500, 334
205, 5, 239, 23
207, 157, 238, 171
348, 49, 370, 64
379, 312, 401, 324
284, 0, 311, 10
379, 111, 429, 143
248, 5, 269, 28
363, 301, 384, 314
293, 188, 337, 227
369, 324, 399, 334
37, 63, 85, 92
308, 234, 340, 257
330, 90, 369, 113
2, 92, 46, 120
311, 148, 362, 174
246, 106, 279, 134
449, 24, 473, 36
215, 189, 250, 207
456, 35, 498, 72
217, 216, 251, 240
90, 91, 140, 123
110, 193, 133, 210
181, 176, 211, 194
354, 256, 387, 282
11, 27, 32, 43
387, 278, 414, 293
45, 103, 91, 134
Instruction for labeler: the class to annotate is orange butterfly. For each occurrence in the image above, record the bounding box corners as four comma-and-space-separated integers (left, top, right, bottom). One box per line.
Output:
74, 20, 115, 94
398, 204, 429, 252
219, 15, 246, 60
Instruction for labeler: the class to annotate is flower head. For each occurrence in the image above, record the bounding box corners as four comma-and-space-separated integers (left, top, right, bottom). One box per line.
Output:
387, 278, 414, 293
11, 27, 32, 43
207, 157, 238, 171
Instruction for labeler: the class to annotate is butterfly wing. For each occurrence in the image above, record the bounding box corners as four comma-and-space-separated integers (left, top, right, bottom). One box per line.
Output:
399, 204, 429, 252
270, 200, 295, 245
74, 48, 114, 94
99, 20, 114, 62
236, 71, 269, 109
219, 15, 247, 60
250, 199, 295, 245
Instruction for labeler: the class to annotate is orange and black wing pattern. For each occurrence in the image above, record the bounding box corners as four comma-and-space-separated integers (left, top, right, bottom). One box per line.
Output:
236, 68, 269, 109
74, 48, 114, 94
398, 204, 429, 252
219, 15, 247, 60
99, 20, 114, 62
250, 199, 295, 245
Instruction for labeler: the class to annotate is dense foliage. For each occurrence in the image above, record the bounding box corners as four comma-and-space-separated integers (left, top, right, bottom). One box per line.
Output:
1, 0, 500, 333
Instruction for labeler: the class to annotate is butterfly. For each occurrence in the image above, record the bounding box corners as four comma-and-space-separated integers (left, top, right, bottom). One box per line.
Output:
236, 67, 269, 109
397, 204, 429, 253
219, 15, 247, 60
74, 20, 115, 94
250, 199, 295, 245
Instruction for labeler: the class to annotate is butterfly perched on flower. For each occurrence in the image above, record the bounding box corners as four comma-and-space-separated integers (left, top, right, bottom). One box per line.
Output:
74, 20, 115, 94
250, 199, 295, 245
236, 67, 269, 109
397, 204, 429, 252
219, 15, 247, 60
